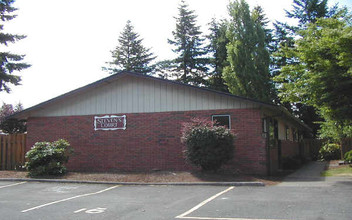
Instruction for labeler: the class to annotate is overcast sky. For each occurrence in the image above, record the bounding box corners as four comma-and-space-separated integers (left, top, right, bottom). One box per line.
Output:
1, 0, 351, 108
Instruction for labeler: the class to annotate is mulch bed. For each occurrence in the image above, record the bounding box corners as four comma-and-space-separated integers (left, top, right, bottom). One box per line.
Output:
0, 170, 282, 185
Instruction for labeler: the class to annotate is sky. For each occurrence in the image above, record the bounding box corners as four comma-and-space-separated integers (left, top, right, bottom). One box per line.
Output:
1, 0, 351, 108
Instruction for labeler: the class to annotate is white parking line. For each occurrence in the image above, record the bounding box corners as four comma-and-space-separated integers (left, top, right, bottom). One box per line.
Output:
176, 186, 234, 219
176, 217, 288, 220
21, 185, 119, 213
0, 182, 26, 189
176, 186, 288, 220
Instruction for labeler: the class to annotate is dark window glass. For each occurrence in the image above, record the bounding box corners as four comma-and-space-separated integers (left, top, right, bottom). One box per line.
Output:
212, 115, 231, 129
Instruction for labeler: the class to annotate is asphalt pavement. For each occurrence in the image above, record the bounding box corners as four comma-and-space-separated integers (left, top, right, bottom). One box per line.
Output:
0, 161, 351, 220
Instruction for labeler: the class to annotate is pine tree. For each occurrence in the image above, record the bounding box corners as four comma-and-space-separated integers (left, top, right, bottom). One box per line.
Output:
272, 0, 337, 77
206, 18, 229, 92
105, 20, 156, 75
286, 0, 334, 28
167, 0, 208, 85
223, 0, 273, 103
0, 0, 30, 93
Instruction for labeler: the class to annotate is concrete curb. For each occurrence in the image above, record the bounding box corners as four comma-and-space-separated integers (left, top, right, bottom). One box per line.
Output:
0, 178, 265, 187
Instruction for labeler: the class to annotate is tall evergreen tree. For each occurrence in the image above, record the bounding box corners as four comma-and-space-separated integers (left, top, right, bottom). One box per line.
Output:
206, 18, 229, 92
105, 20, 156, 75
167, 0, 208, 85
286, 0, 336, 28
223, 0, 274, 103
0, 0, 30, 93
272, 0, 337, 77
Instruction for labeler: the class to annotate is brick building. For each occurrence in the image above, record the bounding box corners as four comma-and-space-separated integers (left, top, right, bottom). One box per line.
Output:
12, 71, 310, 175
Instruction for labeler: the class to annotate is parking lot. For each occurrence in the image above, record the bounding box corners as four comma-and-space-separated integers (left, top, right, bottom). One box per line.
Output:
0, 176, 351, 220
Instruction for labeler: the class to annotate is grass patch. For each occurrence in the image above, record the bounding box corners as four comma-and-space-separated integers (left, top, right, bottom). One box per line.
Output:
321, 165, 352, 177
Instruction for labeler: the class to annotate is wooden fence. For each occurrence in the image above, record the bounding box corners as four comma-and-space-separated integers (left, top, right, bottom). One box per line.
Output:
341, 138, 352, 158
300, 139, 323, 160
0, 134, 27, 170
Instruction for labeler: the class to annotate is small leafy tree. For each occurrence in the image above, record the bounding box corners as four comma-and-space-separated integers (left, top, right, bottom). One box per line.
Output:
0, 102, 26, 134
318, 143, 341, 161
25, 139, 73, 177
344, 150, 352, 164
181, 118, 235, 171
223, 0, 274, 103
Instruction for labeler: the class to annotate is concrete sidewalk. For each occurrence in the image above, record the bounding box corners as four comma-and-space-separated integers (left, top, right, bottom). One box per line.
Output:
284, 161, 327, 181
278, 161, 352, 187
278, 161, 328, 187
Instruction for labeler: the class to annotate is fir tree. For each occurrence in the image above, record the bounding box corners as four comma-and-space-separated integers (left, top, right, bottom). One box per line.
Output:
105, 20, 156, 75
167, 0, 208, 85
0, 0, 30, 93
223, 0, 274, 103
206, 18, 229, 92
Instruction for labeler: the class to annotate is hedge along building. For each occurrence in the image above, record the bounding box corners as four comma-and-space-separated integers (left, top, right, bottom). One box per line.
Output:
12, 71, 311, 175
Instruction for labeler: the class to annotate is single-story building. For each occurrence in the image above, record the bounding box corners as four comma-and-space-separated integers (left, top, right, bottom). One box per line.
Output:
11, 71, 311, 175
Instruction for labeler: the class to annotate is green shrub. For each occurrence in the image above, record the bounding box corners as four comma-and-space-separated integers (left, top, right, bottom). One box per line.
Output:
25, 139, 73, 177
318, 143, 341, 161
181, 118, 235, 172
344, 150, 352, 164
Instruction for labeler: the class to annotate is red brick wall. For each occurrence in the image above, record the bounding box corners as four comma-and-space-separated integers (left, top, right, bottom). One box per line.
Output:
26, 108, 267, 175
281, 140, 299, 158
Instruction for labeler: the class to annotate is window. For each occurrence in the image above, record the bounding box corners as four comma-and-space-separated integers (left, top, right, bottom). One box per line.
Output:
262, 118, 267, 133
212, 115, 231, 129
285, 126, 290, 140
293, 129, 298, 142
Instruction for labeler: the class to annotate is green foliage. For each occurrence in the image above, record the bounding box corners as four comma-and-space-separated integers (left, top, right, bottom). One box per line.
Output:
25, 139, 73, 177
344, 150, 352, 164
167, 0, 208, 86
205, 18, 229, 92
104, 20, 156, 75
318, 115, 352, 142
0, 0, 30, 93
318, 143, 341, 161
181, 118, 235, 171
223, 0, 274, 103
274, 9, 352, 141
271, 0, 341, 137
286, 0, 332, 27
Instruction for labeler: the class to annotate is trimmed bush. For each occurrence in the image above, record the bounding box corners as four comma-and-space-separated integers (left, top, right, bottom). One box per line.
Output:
318, 143, 341, 161
181, 118, 235, 172
344, 150, 352, 164
25, 139, 73, 177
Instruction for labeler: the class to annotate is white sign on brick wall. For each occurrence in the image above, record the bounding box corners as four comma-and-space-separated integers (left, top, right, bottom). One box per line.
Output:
94, 115, 126, 131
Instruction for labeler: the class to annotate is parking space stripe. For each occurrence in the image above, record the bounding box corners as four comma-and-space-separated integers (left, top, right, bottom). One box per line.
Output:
0, 182, 26, 189
21, 185, 119, 213
176, 217, 288, 220
176, 186, 234, 219
176, 186, 289, 220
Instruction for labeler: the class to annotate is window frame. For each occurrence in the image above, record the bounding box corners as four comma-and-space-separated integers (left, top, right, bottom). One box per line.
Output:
212, 115, 231, 129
